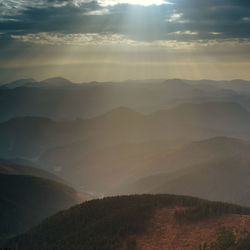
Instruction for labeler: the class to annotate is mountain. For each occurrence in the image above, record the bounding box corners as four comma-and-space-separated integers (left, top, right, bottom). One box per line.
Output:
39, 140, 182, 192
1, 78, 36, 89
152, 156, 250, 206
0, 158, 64, 183
3, 77, 74, 89
1, 78, 248, 122
38, 135, 250, 196
2, 157, 40, 168
0, 116, 87, 158
141, 136, 250, 174
187, 79, 250, 94
4, 194, 250, 250
216, 79, 250, 94
2, 104, 250, 194
39, 77, 74, 88
122, 156, 250, 205
0, 173, 80, 243
2, 102, 250, 160
150, 102, 250, 135
110, 137, 250, 206
159, 79, 204, 97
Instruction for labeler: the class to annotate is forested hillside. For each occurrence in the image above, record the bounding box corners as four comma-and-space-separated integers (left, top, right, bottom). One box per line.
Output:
5, 194, 250, 250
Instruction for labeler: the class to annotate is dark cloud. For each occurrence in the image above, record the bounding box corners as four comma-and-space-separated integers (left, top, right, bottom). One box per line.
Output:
0, 0, 249, 42
169, 0, 250, 38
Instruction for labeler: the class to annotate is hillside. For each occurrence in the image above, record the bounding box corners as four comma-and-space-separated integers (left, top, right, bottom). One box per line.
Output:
0, 174, 80, 243
0, 158, 64, 183
153, 156, 250, 206
121, 156, 250, 206
39, 140, 182, 192
39, 136, 250, 198
143, 136, 250, 174
4, 194, 250, 250
113, 137, 250, 205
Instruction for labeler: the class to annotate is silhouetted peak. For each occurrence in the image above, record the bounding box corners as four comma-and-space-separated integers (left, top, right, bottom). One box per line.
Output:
41, 77, 72, 86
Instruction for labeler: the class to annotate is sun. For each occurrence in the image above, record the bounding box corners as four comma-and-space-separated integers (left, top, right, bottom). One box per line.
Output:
98, 0, 170, 6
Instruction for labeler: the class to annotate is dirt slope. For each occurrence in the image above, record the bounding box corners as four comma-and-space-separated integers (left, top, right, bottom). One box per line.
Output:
136, 207, 250, 250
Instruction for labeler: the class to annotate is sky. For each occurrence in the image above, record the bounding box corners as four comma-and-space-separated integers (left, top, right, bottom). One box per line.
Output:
0, 0, 250, 83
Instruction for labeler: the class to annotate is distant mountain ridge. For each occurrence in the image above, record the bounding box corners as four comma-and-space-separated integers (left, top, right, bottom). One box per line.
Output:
1, 77, 250, 122
3, 77, 250, 90
1, 102, 250, 160
2, 77, 74, 89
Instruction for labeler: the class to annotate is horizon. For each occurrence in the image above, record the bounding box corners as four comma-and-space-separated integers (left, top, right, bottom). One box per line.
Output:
2, 76, 250, 85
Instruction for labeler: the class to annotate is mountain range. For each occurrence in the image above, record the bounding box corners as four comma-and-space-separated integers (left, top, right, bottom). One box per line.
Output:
2, 77, 250, 249
40, 136, 250, 206
1, 102, 250, 160
1, 78, 250, 122
1, 101, 250, 206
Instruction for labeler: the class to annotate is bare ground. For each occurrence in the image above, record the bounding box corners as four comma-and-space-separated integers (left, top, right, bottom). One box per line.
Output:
134, 207, 250, 250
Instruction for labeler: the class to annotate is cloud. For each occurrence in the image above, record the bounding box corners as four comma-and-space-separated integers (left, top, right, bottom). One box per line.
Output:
0, 0, 250, 83
0, 0, 249, 42
243, 17, 250, 21
9, 31, 250, 53
167, 13, 185, 23
85, 8, 110, 15
97, 0, 170, 7
0, 0, 69, 16
170, 30, 198, 35
10, 32, 140, 46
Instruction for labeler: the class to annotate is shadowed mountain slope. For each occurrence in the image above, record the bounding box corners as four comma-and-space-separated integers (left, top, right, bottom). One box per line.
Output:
0, 159, 64, 183
0, 174, 80, 242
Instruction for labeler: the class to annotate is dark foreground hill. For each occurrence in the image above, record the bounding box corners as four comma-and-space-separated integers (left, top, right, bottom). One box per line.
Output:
0, 174, 80, 244
4, 194, 250, 250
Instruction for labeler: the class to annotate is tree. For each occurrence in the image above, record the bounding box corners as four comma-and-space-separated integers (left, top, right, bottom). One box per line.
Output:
216, 226, 236, 250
